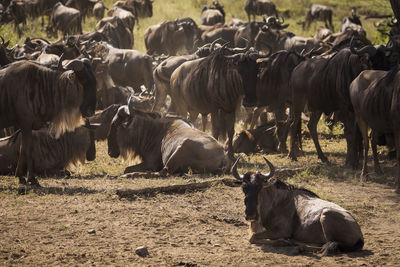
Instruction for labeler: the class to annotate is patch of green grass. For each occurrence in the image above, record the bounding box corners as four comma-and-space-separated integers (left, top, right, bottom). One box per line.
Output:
0, 0, 393, 52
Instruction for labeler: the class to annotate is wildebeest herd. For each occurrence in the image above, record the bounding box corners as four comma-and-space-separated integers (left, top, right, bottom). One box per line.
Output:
0, 0, 399, 257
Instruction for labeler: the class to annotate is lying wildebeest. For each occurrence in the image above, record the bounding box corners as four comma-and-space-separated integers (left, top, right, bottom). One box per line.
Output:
47, 2, 82, 38
170, 47, 262, 157
94, 42, 153, 92
227, 15, 245, 27
232, 157, 364, 255
0, 57, 97, 186
245, 0, 278, 22
200, 1, 225, 26
107, 102, 230, 174
303, 4, 334, 31
232, 123, 278, 154
144, 18, 199, 56
0, 124, 96, 176
288, 40, 393, 164
350, 65, 400, 193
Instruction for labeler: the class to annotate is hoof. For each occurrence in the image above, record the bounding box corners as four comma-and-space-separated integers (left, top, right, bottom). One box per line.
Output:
288, 152, 298, 162
360, 173, 368, 182
27, 178, 41, 187
18, 177, 27, 185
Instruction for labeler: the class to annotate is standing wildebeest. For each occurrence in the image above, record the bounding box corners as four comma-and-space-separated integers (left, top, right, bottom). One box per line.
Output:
303, 4, 334, 31
114, 0, 152, 21
200, 1, 225, 26
65, 0, 97, 23
340, 10, 365, 36
97, 17, 133, 49
170, 48, 261, 157
144, 18, 199, 56
47, 2, 82, 38
94, 42, 153, 92
350, 65, 400, 193
106, 6, 136, 31
254, 26, 321, 54
255, 51, 305, 152
152, 40, 221, 113
93, 0, 107, 20
232, 157, 364, 255
0, 57, 97, 185
288, 41, 391, 164
2, 0, 27, 37
0, 125, 96, 176
107, 103, 230, 174
245, 0, 278, 22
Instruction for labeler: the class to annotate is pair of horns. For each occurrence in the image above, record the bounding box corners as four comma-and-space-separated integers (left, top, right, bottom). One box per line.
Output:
232, 156, 275, 181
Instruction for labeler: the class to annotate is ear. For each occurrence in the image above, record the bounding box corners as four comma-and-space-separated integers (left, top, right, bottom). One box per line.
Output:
67, 71, 76, 81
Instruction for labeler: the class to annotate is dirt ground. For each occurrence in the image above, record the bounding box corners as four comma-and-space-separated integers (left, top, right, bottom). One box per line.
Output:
1, 138, 400, 266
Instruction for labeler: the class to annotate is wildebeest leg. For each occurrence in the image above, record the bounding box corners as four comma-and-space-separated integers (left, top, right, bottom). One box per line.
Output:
211, 112, 220, 140
288, 100, 305, 161
124, 162, 154, 173
358, 118, 369, 181
341, 111, 355, 166
274, 107, 289, 153
249, 107, 265, 130
371, 131, 382, 175
225, 112, 236, 159
152, 83, 167, 112
394, 130, 400, 193
201, 114, 208, 132
308, 111, 329, 163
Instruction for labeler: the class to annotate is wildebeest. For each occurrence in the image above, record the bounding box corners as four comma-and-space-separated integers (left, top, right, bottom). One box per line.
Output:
93, 0, 107, 20
2, 0, 27, 37
47, 2, 82, 38
144, 18, 199, 56
201, 26, 238, 48
200, 1, 225, 26
106, 6, 136, 31
0, 57, 97, 185
114, 0, 152, 21
340, 9, 365, 36
244, 0, 278, 22
350, 65, 400, 193
254, 26, 321, 54
314, 26, 332, 40
107, 102, 230, 174
97, 17, 133, 49
0, 124, 96, 176
65, 0, 96, 23
232, 123, 278, 154
288, 41, 391, 164
303, 4, 334, 31
232, 157, 364, 255
255, 51, 305, 152
94, 42, 153, 92
0, 36, 11, 66
152, 40, 220, 113
170, 47, 261, 157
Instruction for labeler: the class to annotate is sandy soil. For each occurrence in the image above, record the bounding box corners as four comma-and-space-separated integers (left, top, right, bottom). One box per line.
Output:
1, 139, 400, 266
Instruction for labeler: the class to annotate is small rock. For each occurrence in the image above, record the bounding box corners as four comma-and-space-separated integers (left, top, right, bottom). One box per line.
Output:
87, 229, 96, 234
135, 246, 149, 257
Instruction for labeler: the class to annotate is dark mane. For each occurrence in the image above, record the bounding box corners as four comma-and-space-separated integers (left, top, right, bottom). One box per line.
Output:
376, 64, 400, 88
274, 179, 320, 198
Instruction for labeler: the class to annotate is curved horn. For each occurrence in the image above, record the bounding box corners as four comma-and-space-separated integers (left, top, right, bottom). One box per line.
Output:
0, 36, 4, 45
58, 53, 65, 71
64, 59, 84, 72
259, 157, 275, 181
232, 37, 251, 53
210, 37, 225, 51
350, 37, 377, 56
231, 156, 243, 181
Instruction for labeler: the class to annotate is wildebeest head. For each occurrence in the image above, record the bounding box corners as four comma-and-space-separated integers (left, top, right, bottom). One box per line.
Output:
232, 156, 275, 221
60, 56, 97, 117
350, 37, 394, 70
107, 105, 130, 158
224, 51, 266, 107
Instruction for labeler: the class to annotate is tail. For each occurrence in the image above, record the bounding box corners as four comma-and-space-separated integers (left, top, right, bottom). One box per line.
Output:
320, 238, 364, 256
